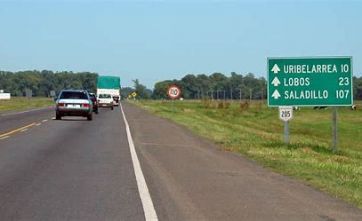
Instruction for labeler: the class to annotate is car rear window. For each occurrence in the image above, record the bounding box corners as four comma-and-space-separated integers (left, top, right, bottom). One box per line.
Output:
99, 94, 111, 98
60, 91, 88, 99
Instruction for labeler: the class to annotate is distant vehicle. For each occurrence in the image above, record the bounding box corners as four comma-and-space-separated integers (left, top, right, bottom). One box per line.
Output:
112, 95, 120, 106
97, 93, 114, 110
55, 90, 93, 121
97, 76, 121, 106
89, 93, 99, 114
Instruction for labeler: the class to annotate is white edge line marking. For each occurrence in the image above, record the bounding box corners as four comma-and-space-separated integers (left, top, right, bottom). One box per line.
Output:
0, 136, 10, 140
120, 102, 158, 221
20, 129, 28, 132
42, 119, 48, 122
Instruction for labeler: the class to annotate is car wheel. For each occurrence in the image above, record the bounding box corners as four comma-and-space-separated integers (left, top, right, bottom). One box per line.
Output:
111, 106, 114, 110
56, 113, 62, 120
87, 113, 93, 121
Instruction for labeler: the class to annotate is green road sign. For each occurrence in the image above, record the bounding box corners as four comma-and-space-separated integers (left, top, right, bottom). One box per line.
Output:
268, 57, 353, 107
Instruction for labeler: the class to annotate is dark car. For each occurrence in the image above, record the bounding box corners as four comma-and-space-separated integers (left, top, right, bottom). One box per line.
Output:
89, 93, 99, 114
112, 95, 120, 106
55, 90, 93, 121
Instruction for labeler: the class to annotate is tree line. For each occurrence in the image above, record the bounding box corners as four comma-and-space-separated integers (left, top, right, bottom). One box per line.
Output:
0, 70, 98, 97
153, 72, 266, 100
152, 73, 362, 100
1, 70, 362, 100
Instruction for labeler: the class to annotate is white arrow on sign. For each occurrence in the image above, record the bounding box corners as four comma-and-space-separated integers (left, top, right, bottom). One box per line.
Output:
272, 89, 281, 99
271, 64, 281, 74
271, 77, 281, 87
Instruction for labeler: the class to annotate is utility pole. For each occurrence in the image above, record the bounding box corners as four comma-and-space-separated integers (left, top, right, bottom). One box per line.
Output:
249, 88, 252, 103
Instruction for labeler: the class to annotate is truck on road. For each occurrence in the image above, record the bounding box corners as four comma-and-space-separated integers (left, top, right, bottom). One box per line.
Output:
96, 76, 121, 106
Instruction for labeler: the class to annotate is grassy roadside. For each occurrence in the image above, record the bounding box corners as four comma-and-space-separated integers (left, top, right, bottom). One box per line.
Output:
134, 100, 362, 208
0, 97, 54, 113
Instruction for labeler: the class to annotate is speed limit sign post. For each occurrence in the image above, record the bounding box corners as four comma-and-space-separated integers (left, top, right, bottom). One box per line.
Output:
167, 85, 181, 100
167, 85, 182, 112
279, 106, 293, 145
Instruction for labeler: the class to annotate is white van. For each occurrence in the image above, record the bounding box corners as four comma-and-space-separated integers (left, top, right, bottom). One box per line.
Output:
97, 93, 114, 110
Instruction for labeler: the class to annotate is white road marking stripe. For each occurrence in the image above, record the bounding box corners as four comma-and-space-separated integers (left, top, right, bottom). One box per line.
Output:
0, 136, 10, 140
35, 123, 41, 126
120, 102, 158, 221
42, 119, 48, 122
20, 129, 28, 132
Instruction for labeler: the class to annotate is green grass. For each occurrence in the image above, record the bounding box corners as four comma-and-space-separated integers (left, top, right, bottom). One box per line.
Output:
0, 97, 54, 113
134, 99, 362, 208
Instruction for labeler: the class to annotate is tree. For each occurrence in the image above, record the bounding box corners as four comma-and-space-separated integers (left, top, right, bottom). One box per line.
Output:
133, 79, 151, 99
121, 87, 134, 99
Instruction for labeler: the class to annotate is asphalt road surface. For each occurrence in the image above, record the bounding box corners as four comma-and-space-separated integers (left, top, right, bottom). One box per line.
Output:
0, 106, 144, 220
0, 102, 361, 221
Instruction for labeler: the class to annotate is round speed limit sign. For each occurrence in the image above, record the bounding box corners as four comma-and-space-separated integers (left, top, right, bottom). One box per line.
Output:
167, 85, 181, 99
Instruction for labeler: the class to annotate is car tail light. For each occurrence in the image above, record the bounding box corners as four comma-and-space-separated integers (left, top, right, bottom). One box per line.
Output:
58, 103, 65, 107
83, 103, 90, 108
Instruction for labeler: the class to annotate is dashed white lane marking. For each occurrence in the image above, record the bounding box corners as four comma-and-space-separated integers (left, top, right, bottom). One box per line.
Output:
120, 102, 158, 221
35, 123, 41, 126
0, 136, 10, 140
20, 129, 28, 132
42, 119, 48, 122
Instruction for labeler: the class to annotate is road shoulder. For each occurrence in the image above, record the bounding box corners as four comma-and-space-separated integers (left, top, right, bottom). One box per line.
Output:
123, 102, 362, 221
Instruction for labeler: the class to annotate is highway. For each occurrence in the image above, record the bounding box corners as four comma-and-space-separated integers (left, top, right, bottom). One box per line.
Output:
0, 102, 361, 221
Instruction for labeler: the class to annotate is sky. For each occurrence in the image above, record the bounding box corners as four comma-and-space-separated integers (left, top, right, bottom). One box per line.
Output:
0, 0, 361, 89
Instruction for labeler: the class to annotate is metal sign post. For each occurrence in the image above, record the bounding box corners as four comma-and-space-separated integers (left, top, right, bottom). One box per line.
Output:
332, 107, 338, 152
284, 121, 289, 144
